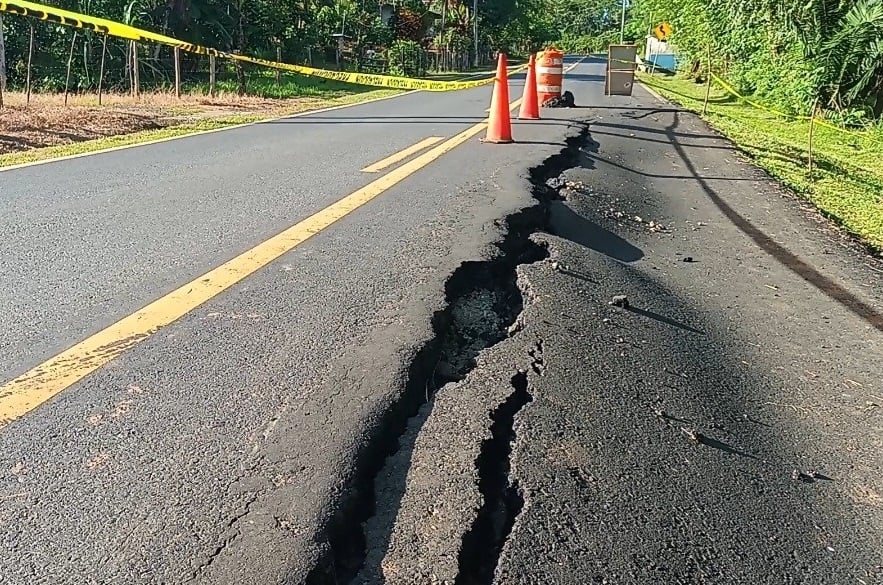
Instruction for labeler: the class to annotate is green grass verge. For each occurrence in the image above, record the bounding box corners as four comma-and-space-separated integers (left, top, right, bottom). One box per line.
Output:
0, 89, 401, 169
638, 72, 883, 253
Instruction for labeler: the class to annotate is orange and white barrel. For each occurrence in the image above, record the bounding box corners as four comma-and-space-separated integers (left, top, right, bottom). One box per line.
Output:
536, 47, 564, 105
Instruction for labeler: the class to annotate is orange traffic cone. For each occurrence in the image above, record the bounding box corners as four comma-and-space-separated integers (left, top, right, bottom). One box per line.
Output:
518, 54, 540, 120
484, 53, 513, 144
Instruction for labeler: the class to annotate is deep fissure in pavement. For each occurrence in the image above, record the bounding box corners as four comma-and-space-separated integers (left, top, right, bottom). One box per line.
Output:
304, 124, 589, 585
454, 371, 533, 585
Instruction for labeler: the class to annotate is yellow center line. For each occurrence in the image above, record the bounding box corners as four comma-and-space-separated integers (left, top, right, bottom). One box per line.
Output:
0, 97, 526, 428
361, 136, 445, 173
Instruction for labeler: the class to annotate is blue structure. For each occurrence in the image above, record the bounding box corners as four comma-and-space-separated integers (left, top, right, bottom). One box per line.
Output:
643, 36, 679, 72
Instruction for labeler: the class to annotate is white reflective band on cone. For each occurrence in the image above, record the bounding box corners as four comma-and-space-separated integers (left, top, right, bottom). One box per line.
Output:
548, 58, 564, 65
536, 66, 563, 75
537, 85, 561, 93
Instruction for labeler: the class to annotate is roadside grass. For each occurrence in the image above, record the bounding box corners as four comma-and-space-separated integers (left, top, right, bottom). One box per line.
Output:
638, 72, 883, 253
184, 71, 383, 99
0, 85, 401, 168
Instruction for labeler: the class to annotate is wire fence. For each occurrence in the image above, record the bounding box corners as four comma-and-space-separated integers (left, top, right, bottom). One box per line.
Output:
0, 12, 491, 108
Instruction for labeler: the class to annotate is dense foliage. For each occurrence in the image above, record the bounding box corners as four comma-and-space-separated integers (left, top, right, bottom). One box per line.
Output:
626, 0, 883, 118
0, 0, 627, 92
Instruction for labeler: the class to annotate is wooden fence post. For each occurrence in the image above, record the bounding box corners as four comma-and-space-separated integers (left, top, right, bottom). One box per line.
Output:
174, 46, 181, 98
276, 45, 281, 86
702, 45, 712, 116
64, 31, 78, 106
26, 24, 34, 106
209, 54, 216, 97
97, 34, 107, 105
132, 41, 140, 97
808, 98, 819, 178
0, 14, 6, 109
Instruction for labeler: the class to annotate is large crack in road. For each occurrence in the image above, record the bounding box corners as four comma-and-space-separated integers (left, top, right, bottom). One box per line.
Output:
304, 126, 590, 585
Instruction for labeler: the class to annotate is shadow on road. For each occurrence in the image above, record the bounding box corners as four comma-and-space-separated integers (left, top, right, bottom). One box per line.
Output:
565, 74, 606, 82
592, 119, 720, 140
267, 116, 574, 127
549, 200, 644, 263
584, 128, 736, 152
625, 306, 705, 334
697, 434, 759, 459
580, 146, 754, 180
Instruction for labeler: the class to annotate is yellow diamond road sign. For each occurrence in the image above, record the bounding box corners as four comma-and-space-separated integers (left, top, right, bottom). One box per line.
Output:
653, 22, 673, 41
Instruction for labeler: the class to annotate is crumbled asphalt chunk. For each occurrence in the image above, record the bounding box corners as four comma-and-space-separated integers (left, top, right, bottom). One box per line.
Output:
682, 256, 695, 263
546, 176, 563, 190
681, 427, 702, 444
611, 295, 630, 308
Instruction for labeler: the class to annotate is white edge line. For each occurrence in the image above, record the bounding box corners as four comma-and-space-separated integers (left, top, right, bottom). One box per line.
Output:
0, 89, 421, 173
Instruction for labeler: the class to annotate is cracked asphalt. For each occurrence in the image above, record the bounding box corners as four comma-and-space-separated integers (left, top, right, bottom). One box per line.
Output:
2, 55, 882, 585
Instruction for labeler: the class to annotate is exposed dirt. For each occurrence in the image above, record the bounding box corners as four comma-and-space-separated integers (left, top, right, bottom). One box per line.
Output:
0, 91, 333, 155
0, 105, 166, 153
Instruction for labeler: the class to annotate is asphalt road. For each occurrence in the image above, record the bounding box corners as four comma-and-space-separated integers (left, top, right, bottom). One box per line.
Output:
2, 55, 882, 585
0, 60, 589, 583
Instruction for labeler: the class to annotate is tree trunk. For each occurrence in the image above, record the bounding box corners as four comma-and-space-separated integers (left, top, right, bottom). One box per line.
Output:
131, 40, 140, 97
440, 0, 446, 46
276, 45, 281, 85
82, 34, 91, 87
236, 61, 246, 96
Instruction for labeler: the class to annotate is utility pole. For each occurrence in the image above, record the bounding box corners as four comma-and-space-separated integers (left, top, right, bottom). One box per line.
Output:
620, 0, 626, 44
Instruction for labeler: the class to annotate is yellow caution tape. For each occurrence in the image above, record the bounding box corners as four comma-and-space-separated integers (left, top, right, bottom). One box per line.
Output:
708, 72, 878, 140
709, 72, 797, 120
0, 0, 525, 91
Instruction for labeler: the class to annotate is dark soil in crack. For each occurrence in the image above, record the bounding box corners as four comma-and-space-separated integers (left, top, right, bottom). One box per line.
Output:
303, 123, 590, 585
454, 371, 533, 585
